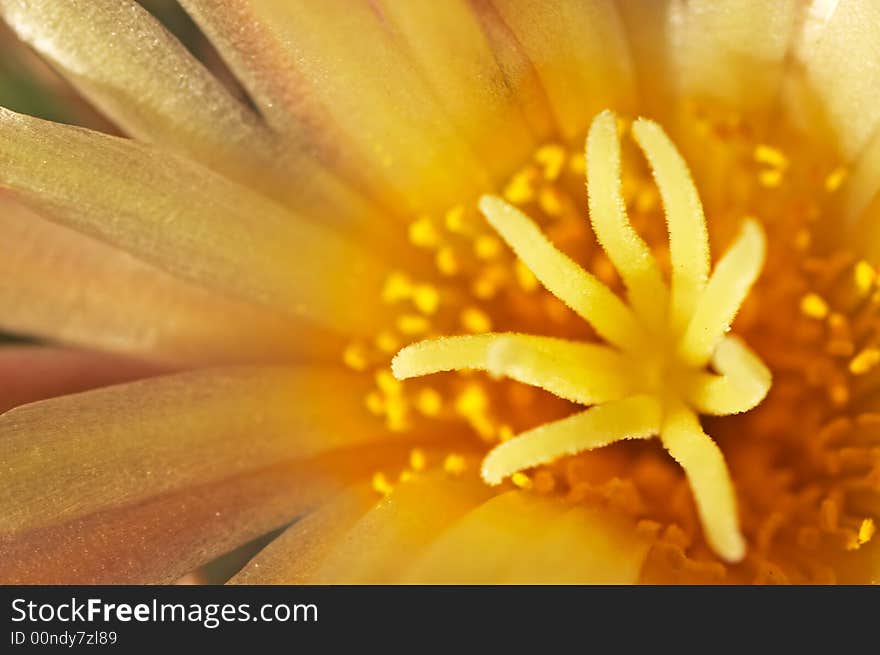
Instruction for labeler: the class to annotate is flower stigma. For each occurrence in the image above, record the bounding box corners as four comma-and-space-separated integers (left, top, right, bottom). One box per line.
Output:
392, 110, 768, 563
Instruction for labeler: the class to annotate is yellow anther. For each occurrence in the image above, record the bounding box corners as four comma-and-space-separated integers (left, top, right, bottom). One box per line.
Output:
409, 448, 427, 472
444, 206, 469, 234
408, 216, 440, 248
849, 348, 880, 375
498, 424, 516, 442
443, 453, 467, 475
455, 383, 489, 416
412, 284, 440, 314
372, 472, 394, 496
758, 168, 783, 188
535, 144, 566, 180
474, 234, 502, 260
538, 187, 564, 216
532, 469, 556, 494
800, 293, 829, 319
385, 396, 409, 432
503, 168, 537, 204
858, 518, 876, 545
794, 229, 811, 252
343, 342, 369, 371
569, 152, 586, 174
514, 258, 539, 291
365, 391, 385, 415
375, 330, 400, 354
854, 260, 876, 296
435, 247, 460, 276
511, 471, 533, 489
824, 166, 848, 193
753, 144, 788, 169
415, 387, 442, 416
397, 314, 431, 335
398, 470, 414, 483
376, 369, 403, 395
382, 271, 412, 303
461, 306, 492, 333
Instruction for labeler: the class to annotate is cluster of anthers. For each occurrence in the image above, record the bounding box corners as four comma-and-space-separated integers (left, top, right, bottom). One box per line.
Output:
392, 110, 771, 563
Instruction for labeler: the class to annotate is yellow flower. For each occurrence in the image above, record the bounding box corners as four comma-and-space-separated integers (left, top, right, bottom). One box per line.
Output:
0, 0, 879, 584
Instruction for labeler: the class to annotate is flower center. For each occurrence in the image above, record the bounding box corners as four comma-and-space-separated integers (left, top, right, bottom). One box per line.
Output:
343, 105, 879, 582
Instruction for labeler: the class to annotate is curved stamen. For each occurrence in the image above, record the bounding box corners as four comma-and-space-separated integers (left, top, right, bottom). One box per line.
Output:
632, 117, 710, 334
686, 336, 772, 416
586, 110, 668, 327
660, 402, 745, 563
481, 395, 661, 485
479, 195, 645, 350
679, 219, 766, 368
393, 333, 632, 405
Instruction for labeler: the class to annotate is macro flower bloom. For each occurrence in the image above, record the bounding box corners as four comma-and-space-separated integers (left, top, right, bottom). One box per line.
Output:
1, 0, 880, 584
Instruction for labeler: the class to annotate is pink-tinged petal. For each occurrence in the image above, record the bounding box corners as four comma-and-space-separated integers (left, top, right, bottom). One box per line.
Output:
0, 197, 331, 366
0, 0, 389, 237
783, 0, 880, 160
0, 346, 163, 413
0, 109, 385, 334
489, 0, 637, 141
1, 442, 417, 584
0, 366, 392, 537
180, 0, 492, 214
229, 485, 376, 585
402, 491, 650, 583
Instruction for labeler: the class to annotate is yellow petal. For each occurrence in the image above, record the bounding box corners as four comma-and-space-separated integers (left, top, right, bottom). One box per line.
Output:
301, 472, 492, 584
402, 491, 649, 583
0, 198, 326, 366
377, 0, 538, 183
229, 485, 376, 585
784, 0, 880, 159
660, 403, 745, 563
479, 195, 645, 350
0, 109, 384, 333
181, 0, 490, 213
481, 395, 661, 485
0, 366, 388, 536
669, 0, 801, 118
0, 0, 384, 233
393, 333, 631, 405
490, 0, 636, 140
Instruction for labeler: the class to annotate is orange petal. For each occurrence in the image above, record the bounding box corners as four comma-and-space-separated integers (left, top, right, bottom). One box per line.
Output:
0, 197, 329, 366
0, 366, 390, 537
0, 109, 385, 333
1, 442, 416, 584
0, 345, 163, 413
